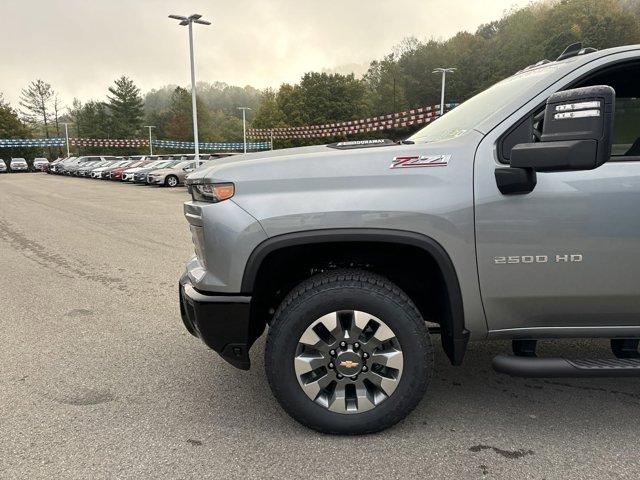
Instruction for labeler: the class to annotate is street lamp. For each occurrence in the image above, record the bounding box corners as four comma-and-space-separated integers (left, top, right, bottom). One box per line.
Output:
432, 67, 456, 116
238, 107, 251, 153
61, 122, 71, 157
169, 13, 211, 165
144, 125, 156, 155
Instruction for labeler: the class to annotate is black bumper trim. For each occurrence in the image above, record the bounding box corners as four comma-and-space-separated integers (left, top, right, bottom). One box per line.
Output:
179, 276, 253, 370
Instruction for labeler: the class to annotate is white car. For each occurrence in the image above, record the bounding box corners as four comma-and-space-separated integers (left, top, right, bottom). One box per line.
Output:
0, 159, 7, 173
33, 158, 49, 171
10, 158, 28, 172
121, 158, 166, 182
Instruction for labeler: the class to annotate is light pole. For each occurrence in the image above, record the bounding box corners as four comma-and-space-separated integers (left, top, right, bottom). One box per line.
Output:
61, 122, 70, 157
432, 67, 456, 116
169, 13, 211, 165
238, 107, 251, 153
144, 125, 156, 155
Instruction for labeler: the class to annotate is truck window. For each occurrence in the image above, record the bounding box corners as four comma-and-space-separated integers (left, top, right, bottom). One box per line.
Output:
500, 60, 640, 163
575, 61, 640, 160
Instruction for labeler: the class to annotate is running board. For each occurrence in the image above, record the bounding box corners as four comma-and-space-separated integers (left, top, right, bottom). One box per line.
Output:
493, 355, 640, 378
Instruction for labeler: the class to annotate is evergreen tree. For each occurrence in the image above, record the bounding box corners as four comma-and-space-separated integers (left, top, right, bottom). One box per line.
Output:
0, 94, 30, 138
1, 93, 35, 159
107, 76, 144, 138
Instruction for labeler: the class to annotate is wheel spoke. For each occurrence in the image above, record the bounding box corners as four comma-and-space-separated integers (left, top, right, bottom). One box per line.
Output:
299, 312, 338, 348
299, 371, 332, 399
370, 349, 403, 370
367, 371, 400, 397
294, 353, 326, 374
354, 385, 375, 412
328, 383, 347, 413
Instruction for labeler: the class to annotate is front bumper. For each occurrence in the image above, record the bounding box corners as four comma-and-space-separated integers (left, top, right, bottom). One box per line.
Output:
147, 175, 164, 185
179, 274, 255, 370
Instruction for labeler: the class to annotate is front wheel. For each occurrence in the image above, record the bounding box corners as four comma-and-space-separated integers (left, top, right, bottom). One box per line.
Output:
265, 269, 433, 434
165, 175, 178, 187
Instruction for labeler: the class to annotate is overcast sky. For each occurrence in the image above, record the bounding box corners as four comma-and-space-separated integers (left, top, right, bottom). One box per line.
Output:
0, 0, 530, 108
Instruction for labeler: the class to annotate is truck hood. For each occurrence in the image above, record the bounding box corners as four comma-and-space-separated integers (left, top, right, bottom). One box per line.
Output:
187, 145, 330, 181
186, 134, 482, 185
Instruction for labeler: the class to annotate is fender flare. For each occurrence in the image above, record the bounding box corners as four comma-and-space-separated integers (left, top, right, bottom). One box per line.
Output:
242, 228, 469, 365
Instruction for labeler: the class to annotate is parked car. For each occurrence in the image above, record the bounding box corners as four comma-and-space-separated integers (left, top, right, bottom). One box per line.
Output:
179, 43, 640, 435
97, 160, 133, 179
88, 158, 128, 178
64, 156, 111, 176
50, 157, 76, 174
0, 159, 7, 173
146, 160, 199, 187
77, 160, 108, 177
9, 158, 28, 172
109, 159, 148, 180
121, 156, 162, 182
133, 160, 179, 183
33, 158, 49, 171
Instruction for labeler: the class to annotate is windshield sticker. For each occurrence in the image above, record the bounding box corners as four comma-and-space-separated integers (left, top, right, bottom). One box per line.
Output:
390, 154, 451, 169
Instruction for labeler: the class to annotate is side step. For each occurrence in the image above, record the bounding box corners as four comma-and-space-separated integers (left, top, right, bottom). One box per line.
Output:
493, 355, 640, 378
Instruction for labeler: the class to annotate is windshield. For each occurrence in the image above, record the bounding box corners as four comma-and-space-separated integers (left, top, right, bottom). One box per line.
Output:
409, 63, 563, 143
172, 161, 191, 169
151, 161, 172, 169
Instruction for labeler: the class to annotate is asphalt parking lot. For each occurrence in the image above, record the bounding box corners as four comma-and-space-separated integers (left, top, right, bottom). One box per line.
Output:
1, 173, 639, 479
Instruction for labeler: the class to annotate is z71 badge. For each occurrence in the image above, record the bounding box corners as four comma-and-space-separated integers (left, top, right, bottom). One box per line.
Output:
390, 154, 451, 169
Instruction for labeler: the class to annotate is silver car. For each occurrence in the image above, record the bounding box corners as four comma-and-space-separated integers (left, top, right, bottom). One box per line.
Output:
33, 158, 50, 171
9, 158, 28, 172
146, 160, 200, 187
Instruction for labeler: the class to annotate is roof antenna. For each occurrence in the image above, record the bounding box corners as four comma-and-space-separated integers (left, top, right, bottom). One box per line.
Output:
556, 42, 583, 61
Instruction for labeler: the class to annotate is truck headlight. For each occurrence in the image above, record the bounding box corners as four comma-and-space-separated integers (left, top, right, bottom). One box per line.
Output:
191, 183, 235, 203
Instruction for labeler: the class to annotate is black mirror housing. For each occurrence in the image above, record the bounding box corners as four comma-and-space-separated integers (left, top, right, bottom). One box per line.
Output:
510, 139, 598, 172
510, 85, 615, 172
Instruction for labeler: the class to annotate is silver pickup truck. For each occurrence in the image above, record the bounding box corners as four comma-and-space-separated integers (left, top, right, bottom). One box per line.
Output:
180, 43, 640, 434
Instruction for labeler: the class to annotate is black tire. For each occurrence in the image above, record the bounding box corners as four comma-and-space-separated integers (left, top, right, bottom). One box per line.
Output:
265, 269, 433, 434
165, 175, 178, 187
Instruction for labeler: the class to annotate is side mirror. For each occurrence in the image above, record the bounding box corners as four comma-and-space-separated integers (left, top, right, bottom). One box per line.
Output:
183, 167, 193, 173
496, 85, 615, 194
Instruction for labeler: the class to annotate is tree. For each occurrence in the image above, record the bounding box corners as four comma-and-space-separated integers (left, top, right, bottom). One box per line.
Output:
252, 88, 285, 129
19, 79, 54, 137
0, 94, 30, 138
107, 76, 144, 138
165, 87, 213, 142
363, 54, 407, 115
1, 93, 35, 158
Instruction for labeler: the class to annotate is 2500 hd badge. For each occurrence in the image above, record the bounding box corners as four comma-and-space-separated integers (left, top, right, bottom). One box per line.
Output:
493, 254, 584, 264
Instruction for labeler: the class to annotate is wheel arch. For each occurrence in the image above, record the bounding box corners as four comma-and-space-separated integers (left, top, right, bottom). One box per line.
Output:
242, 228, 469, 365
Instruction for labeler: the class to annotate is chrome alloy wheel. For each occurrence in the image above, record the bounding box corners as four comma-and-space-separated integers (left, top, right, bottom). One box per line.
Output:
294, 310, 404, 414
167, 176, 178, 187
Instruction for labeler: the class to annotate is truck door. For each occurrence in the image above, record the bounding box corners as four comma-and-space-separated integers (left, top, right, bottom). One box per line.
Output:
475, 59, 640, 336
